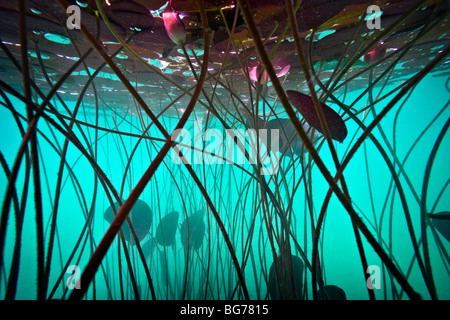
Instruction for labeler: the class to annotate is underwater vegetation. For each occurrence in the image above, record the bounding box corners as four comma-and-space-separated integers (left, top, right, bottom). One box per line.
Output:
0, 0, 449, 301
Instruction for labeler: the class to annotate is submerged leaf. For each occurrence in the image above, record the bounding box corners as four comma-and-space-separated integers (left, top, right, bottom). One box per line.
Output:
180, 210, 205, 250
429, 211, 450, 242
103, 199, 153, 244
155, 211, 179, 246
317, 285, 347, 300
287, 90, 348, 142
268, 255, 304, 300
141, 237, 158, 260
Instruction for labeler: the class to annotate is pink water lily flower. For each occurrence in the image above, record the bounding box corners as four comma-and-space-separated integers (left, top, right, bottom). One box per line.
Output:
162, 4, 186, 45
248, 59, 291, 83
363, 44, 386, 65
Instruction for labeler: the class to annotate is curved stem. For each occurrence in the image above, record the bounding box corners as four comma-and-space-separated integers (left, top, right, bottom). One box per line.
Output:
237, 0, 445, 300
420, 115, 450, 300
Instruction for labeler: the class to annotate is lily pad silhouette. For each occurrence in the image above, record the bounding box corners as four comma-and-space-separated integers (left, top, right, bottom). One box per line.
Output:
104, 199, 153, 244
268, 255, 304, 300
318, 285, 347, 300
180, 210, 205, 250
155, 211, 179, 246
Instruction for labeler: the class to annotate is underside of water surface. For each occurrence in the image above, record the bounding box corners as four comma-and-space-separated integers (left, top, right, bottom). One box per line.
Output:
0, 0, 449, 300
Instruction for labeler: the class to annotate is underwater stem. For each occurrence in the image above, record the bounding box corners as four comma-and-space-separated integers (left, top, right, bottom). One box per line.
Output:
238, 0, 427, 299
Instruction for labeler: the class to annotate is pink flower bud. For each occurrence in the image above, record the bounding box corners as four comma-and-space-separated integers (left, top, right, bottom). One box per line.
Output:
162, 5, 186, 45
249, 65, 268, 83
363, 46, 386, 65
248, 60, 290, 83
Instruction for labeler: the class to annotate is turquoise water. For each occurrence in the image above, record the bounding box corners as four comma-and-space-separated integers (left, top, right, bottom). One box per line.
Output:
0, 0, 450, 301
0, 72, 449, 300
